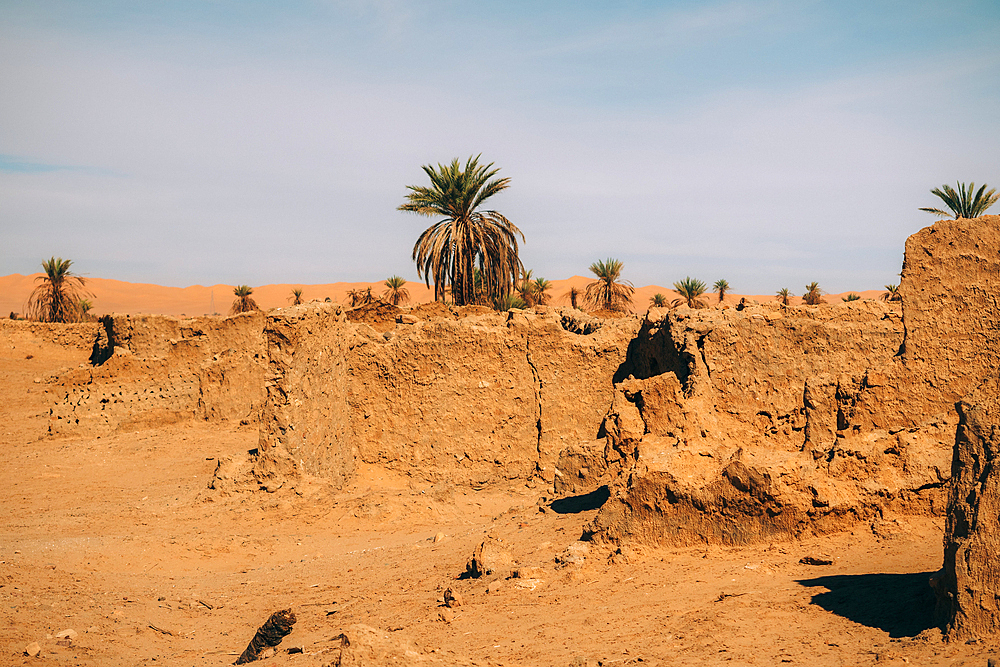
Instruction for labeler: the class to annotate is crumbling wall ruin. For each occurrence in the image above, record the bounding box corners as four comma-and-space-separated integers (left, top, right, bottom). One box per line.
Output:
583, 215, 1000, 548
45, 312, 267, 435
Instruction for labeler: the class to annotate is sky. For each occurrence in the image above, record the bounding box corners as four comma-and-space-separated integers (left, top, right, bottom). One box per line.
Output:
1, 0, 998, 294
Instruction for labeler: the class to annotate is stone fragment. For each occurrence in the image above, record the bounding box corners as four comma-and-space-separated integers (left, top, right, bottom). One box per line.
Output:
465, 537, 514, 578
443, 588, 463, 608
55, 628, 78, 640
24, 642, 41, 657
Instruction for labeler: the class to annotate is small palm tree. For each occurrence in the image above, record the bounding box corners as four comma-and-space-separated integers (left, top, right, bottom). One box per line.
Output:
920, 182, 998, 219
400, 155, 523, 305
532, 278, 552, 305
585, 259, 634, 312
650, 293, 668, 307
518, 269, 537, 306
289, 288, 304, 305
713, 279, 730, 304
803, 282, 824, 305
882, 284, 901, 302
231, 285, 259, 314
672, 277, 708, 309
383, 276, 410, 306
493, 293, 528, 311
842, 293, 861, 302
776, 288, 792, 306
26, 257, 93, 323
566, 286, 583, 310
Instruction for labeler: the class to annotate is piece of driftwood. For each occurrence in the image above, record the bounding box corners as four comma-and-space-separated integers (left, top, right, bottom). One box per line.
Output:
234, 609, 296, 664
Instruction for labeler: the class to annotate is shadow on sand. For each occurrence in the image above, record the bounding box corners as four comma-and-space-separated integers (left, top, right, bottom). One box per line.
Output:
797, 571, 939, 638
550, 486, 610, 514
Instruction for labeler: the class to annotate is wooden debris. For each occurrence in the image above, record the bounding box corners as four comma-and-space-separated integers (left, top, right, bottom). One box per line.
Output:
234, 608, 296, 664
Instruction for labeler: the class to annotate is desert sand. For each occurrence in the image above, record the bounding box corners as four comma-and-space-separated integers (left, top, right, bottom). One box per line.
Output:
0, 272, 885, 318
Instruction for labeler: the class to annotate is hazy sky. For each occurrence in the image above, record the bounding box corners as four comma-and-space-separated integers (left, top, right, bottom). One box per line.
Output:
2, 1, 998, 293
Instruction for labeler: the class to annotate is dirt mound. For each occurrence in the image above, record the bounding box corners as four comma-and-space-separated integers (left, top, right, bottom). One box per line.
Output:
346, 301, 402, 332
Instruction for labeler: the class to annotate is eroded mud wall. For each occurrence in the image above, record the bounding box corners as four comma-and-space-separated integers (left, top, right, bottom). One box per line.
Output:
254, 306, 641, 488
45, 312, 266, 435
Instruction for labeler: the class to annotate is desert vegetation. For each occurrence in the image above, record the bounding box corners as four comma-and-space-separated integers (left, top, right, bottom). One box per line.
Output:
776, 287, 792, 305
289, 288, 304, 305
672, 277, 707, 309
649, 293, 668, 307
230, 285, 259, 314
584, 258, 634, 312
713, 279, 729, 303
882, 284, 901, 302
802, 282, 824, 305
842, 293, 861, 302
400, 155, 523, 306
26, 257, 94, 323
382, 276, 410, 306
920, 181, 998, 219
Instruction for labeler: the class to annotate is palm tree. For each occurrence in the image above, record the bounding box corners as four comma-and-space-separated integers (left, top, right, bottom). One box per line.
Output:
882, 284, 901, 302
493, 293, 528, 311
713, 279, 730, 304
383, 276, 410, 306
920, 182, 998, 219
650, 293, 668, 307
776, 288, 792, 306
672, 277, 708, 309
842, 293, 861, 302
399, 155, 524, 306
26, 257, 93, 323
518, 269, 537, 306
230, 285, 259, 314
585, 259, 634, 312
803, 282, 824, 305
532, 278, 552, 305
566, 286, 583, 310
289, 288, 304, 305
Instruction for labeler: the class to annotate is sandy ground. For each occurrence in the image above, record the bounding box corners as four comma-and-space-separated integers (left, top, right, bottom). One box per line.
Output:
0, 273, 886, 318
3, 335, 995, 666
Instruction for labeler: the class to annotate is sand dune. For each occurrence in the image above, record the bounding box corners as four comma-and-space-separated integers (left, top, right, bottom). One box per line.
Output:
0, 273, 888, 318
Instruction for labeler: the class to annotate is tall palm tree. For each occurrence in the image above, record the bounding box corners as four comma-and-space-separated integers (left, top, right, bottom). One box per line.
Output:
399, 155, 524, 306
585, 259, 634, 312
713, 279, 730, 303
776, 288, 792, 306
532, 278, 552, 305
672, 277, 707, 309
803, 282, 824, 305
882, 284, 901, 302
383, 276, 410, 306
230, 285, 259, 314
27, 257, 93, 323
289, 288, 304, 305
920, 182, 998, 219
650, 293, 668, 307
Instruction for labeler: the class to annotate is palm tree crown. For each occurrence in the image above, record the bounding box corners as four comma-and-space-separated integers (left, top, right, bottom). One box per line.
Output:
672, 277, 707, 309
383, 276, 410, 306
920, 182, 998, 219
27, 257, 93, 323
585, 259, 634, 312
289, 288, 304, 305
650, 293, 668, 307
776, 288, 792, 306
399, 155, 524, 306
882, 284, 901, 302
231, 285, 259, 314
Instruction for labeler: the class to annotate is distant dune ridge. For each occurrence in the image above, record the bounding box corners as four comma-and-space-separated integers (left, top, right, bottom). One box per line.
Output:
0, 273, 885, 318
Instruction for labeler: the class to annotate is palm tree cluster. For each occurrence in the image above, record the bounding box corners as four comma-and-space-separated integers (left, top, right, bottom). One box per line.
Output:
27, 257, 94, 323
802, 282, 824, 305
585, 259, 634, 312
920, 182, 998, 219
399, 155, 523, 307
882, 284, 901, 302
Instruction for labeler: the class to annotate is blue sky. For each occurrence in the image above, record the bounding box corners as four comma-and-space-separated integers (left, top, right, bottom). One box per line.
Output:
1, 0, 998, 293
